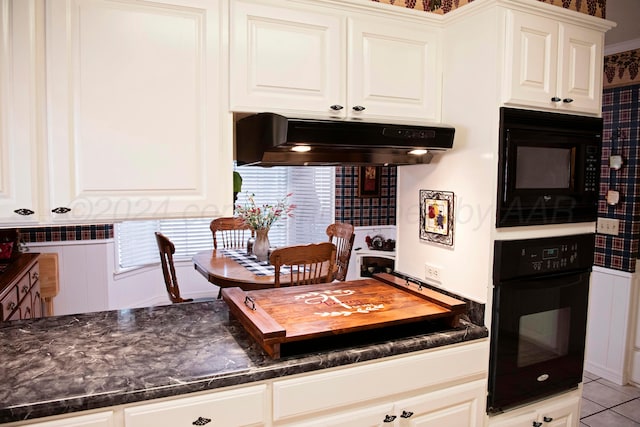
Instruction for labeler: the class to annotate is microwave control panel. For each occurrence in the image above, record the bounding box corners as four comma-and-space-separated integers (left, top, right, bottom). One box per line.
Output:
584, 145, 599, 192
493, 233, 595, 282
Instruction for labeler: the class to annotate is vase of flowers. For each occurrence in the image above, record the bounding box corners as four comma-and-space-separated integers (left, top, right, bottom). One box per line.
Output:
235, 193, 295, 262
253, 228, 270, 262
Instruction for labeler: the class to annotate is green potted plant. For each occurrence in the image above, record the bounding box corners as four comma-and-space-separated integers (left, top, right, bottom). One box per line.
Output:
233, 171, 242, 203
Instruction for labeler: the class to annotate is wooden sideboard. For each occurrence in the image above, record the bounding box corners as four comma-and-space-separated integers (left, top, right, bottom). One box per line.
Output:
0, 253, 42, 321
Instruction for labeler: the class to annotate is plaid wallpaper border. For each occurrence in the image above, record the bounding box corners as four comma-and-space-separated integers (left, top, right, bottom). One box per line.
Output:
335, 166, 397, 227
374, 0, 606, 17
18, 224, 114, 243
594, 83, 640, 272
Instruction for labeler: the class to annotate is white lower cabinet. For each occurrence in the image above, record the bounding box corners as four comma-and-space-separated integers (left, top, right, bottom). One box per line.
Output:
10, 341, 489, 427
273, 380, 485, 427
273, 341, 489, 426
393, 380, 486, 426
487, 391, 581, 427
123, 384, 268, 427
24, 411, 116, 427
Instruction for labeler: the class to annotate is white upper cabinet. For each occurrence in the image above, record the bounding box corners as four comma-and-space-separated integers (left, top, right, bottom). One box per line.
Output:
503, 9, 603, 115
45, 0, 232, 223
0, 0, 41, 225
348, 17, 440, 122
230, 0, 441, 123
229, 1, 344, 117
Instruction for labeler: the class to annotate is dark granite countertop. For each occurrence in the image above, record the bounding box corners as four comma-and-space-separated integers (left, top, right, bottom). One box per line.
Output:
1, 298, 488, 424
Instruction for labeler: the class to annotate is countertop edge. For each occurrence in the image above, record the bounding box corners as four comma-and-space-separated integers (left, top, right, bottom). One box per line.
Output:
1, 322, 488, 423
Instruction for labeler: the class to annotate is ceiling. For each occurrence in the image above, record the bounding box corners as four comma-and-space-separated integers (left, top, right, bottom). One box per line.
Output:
604, 0, 640, 53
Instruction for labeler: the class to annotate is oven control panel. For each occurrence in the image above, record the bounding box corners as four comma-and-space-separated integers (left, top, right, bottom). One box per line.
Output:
493, 233, 595, 282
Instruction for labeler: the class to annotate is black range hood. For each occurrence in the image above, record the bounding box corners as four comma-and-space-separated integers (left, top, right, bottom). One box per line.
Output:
235, 113, 455, 166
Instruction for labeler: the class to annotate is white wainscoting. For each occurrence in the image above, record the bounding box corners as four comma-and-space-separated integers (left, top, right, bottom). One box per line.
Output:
585, 265, 637, 385
26, 241, 217, 316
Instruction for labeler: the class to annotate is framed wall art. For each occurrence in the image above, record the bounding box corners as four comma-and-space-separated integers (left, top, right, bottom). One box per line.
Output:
420, 190, 454, 247
358, 166, 381, 197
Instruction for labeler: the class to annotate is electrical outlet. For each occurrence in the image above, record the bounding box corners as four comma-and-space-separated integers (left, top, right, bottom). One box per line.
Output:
425, 263, 442, 283
597, 217, 620, 236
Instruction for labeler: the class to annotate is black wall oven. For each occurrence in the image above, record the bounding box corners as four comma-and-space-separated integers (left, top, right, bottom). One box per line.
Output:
496, 108, 602, 227
487, 233, 594, 414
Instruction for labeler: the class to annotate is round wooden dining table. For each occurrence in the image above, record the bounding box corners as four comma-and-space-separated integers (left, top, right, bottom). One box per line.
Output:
192, 249, 283, 292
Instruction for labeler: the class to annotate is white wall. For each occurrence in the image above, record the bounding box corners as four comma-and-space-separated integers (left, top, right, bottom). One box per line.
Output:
26, 240, 218, 316
395, 3, 597, 305
395, 6, 501, 304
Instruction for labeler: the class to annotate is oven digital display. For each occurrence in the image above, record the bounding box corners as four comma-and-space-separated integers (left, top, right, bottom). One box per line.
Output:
542, 248, 559, 260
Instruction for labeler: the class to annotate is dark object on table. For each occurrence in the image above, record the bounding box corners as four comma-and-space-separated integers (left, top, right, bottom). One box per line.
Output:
366, 235, 395, 251
0, 229, 20, 266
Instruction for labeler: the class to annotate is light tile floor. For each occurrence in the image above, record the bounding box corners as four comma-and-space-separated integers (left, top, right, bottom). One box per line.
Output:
581, 371, 640, 426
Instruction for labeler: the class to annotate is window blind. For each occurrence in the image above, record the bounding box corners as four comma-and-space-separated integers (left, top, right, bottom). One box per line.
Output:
116, 166, 335, 270
236, 166, 335, 246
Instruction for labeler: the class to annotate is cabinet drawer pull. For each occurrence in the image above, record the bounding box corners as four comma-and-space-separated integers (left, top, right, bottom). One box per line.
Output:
330, 104, 344, 111
401, 410, 414, 418
32, 272, 39, 281
22, 285, 29, 294
383, 415, 396, 423
543, 416, 553, 422
562, 98, 574, 103
51, 207, 71, 214
533, 422, 542, 427
192, 417, 211, 426
7, 302, 16, 311
352, 105, 366, 112
551, 97, 561, 102
14, 208, 35, 216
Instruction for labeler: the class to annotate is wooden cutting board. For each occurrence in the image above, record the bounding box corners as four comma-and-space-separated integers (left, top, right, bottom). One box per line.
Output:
222, 273, 466, 358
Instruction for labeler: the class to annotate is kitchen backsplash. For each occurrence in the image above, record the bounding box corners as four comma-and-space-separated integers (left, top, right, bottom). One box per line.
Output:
335, 166, 397, 227
18, 224, 114, 243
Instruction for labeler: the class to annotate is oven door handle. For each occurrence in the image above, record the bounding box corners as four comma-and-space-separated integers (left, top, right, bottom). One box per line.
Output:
498, 271, 590, 289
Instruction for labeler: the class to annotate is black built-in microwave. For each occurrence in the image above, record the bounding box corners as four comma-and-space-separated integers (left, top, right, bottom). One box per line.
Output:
496, 108, 602, 227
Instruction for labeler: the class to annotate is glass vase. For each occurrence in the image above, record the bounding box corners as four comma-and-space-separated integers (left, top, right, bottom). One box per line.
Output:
253, 228, 270, 262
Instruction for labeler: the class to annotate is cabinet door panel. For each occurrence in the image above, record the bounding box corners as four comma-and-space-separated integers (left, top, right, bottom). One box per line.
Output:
503, 11, 558, 108
230, 1, 343, 117
0, 0, 40, 225
24, 411, 115, 427
273, 341, 488, 421
537, 394, 580, 427
124, 384, 267, 427
0, 285, 19, 321
395, 380, 486, 427
349, 18, 440, 122
280, 402, 395, 427
46, 0, 230, 222
558, 24, 602, 114
31, 280, 43, 318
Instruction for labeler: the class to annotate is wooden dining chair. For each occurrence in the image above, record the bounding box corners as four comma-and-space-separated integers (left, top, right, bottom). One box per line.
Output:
326, 222, 355, 281
210, 217, 254, 249
269, 242, 336, 288
155, 232, 194, 303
